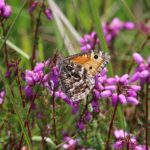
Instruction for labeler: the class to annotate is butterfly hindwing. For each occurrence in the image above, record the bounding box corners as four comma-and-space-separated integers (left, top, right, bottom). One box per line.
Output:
59, 60, 95, 101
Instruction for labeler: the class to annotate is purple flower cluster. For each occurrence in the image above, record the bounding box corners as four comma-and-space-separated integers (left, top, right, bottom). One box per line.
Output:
0, 0, 11, 18
94, 68, 140, 106
94, 68, 112, 99
62, 136, 78, 150
138, 22, 150, 33
114, 129, 150, 150
107, 74, 140, 106
0, 90, 5, 104
80, 18, 135, 52
25, 63, 45, 86
29, 1, 52, 20
102, 18, 135, 46
25, 61, 51, 98
131, 52, 150, 86
113, 129, 137, 149
80, 31, 99, 52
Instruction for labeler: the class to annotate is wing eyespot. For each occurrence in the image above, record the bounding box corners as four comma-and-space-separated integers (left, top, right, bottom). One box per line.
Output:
89, 66, 92, 70
94, 55, 98, 59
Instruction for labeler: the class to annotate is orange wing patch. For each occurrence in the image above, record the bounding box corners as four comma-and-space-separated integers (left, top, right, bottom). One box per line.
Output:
71, 54, 90, 64
70, 53, 104, 76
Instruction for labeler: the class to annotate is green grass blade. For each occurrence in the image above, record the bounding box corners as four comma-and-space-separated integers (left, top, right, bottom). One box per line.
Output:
0, 73, 32, 149
117, 105, 127, 130
48, 0, 81, 55
88, 0, 113, 76
88, 0, 108, 52
119, 0, 136, 22
0, 0, 28, 50
119, 0, 147, 37
96, 132, 104, 150
6, 40, 30, 59
32, 136, 56, 149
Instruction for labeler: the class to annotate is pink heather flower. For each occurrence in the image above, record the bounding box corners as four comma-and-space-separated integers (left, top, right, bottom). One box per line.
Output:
44, 8, 52, 20
94, 68, 112, 100
131, 52, 150, 85
0, 90, 5, 104
3, 4, 11, 18
25, 70, 43, 86
24, 85, 33, 98
133, 53, 144, 65
28, 1, 38, 13
135, 145, 150, 150
80, 18, 135, 49
80, 32, 99, 52
102, 18, 135, 46
109, 18, 124, 33
50, 66, 59, 86
124, 22, 135, 30
107, 74, 140, 106
62, 137, 77, 150
114, 129, 138, 149
91, 99, 99, 112
0, 0, 5, 10
77, 120, 85, 130
34, 63, 44, 72
138, 22, 150, 33
101, 90, 112, 98
25, 61, 51, 87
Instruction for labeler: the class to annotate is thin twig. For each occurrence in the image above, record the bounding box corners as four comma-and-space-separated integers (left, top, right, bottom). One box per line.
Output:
71, 0, 84, 34
52, 88, 57, 144
105, 102, 119, 150
16, 74, 25, 107
1, 21, 9, 70
31, 5, 43, 69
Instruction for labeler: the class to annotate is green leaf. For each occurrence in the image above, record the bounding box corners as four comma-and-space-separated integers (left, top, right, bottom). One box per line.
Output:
96, 132, 104, 150
117, 105, 127, 130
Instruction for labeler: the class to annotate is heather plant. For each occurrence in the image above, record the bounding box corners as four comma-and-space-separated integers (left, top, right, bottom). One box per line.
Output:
0, 0, 150, 150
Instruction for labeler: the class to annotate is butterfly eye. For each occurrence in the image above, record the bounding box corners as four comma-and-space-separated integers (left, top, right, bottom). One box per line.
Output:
94, 55, 98, 59
89, 66, 92, 70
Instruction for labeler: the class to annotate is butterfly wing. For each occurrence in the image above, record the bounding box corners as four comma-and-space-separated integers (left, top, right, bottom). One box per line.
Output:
62, 50, 110, 76
59, 50, 110, 101
59, 60, 95, 101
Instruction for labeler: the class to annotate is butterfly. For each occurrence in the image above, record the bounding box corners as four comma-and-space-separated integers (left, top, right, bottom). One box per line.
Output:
59, 50, 110, 101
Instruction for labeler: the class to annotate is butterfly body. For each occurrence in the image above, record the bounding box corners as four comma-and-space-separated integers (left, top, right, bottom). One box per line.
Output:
59, 50, 110, 101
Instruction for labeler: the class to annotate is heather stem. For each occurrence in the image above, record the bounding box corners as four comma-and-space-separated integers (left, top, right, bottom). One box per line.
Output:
16, 74, 25, 107
145, 81, 149, 149
19, 91, 38, 148
52, 88, 57, 144
31, 5, 43, 69
1, 21, 9, 70
105, 102, 119, 150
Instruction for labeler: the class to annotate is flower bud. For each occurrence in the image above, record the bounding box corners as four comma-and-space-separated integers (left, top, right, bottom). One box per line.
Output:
133, 52, 144, 65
